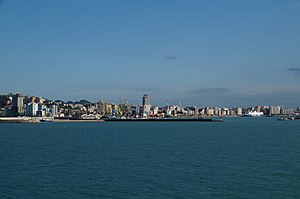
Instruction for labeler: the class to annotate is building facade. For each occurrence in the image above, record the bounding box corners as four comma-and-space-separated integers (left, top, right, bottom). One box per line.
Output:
142, 94, 151, 116
12, 93, 24, 116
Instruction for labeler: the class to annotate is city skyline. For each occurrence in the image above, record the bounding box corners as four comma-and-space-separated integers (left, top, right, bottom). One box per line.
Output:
0, 0, 300, 107
1, 91, 299, 110
1, 92, 298, 119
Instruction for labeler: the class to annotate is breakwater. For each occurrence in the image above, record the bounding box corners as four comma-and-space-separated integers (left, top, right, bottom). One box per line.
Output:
0, 117, 40, 123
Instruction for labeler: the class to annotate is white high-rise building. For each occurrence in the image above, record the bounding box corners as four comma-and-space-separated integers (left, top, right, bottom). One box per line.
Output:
236, 107, 243, 116
269, 106, 281, 115
25, 103, 39, 116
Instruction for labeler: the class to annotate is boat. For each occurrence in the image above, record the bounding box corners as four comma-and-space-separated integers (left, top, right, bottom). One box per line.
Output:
40, 119, 53, 122
278, 116, 300, 121
104, 117, 222, 122
244, 111, 264, 117
39, 118, 54, 122
277, 117, 291, 121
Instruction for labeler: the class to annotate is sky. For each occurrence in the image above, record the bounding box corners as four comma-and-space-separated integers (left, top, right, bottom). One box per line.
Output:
0, 0, 300, 107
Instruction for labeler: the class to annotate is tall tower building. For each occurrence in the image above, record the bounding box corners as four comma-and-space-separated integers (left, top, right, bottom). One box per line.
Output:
12, 93, 24, 116
142, 94, 150, 106
142, 94, 151, 116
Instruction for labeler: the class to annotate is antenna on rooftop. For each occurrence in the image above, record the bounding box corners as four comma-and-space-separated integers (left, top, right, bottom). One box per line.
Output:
179, 98, 182, 108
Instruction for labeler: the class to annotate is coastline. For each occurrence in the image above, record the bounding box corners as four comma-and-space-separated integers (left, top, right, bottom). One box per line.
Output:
0, 117, 222, 123
0, 117, 40, 123
52, 119, 105, 123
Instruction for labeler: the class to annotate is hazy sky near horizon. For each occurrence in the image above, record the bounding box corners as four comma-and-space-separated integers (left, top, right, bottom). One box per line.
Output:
0, 0, 300, 107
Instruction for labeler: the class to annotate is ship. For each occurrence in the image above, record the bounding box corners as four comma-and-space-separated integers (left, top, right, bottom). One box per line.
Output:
244, 111, 264, 117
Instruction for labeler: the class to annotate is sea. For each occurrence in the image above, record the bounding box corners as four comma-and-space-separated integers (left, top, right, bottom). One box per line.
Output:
0, 117, 299, 199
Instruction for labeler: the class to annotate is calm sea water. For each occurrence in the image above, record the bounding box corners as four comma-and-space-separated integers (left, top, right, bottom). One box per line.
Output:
0, 117, 299, 198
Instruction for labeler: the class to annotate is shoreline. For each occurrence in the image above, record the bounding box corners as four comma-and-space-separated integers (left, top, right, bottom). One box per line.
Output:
0, 117, 105, 123
0, 117, 220, 123
0, 118, 40, 123
52, 119, 105, 123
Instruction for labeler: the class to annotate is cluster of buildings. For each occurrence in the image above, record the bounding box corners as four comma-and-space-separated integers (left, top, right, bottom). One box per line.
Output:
0, 93, 58, 117
0, 93, 299, 119
203, 106, 297, 116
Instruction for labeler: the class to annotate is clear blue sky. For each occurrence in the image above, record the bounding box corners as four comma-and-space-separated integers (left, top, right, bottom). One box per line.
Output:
0, 0, 300, 107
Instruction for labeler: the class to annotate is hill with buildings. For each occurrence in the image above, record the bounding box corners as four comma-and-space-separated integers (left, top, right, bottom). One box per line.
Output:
0, 93, 299, 119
